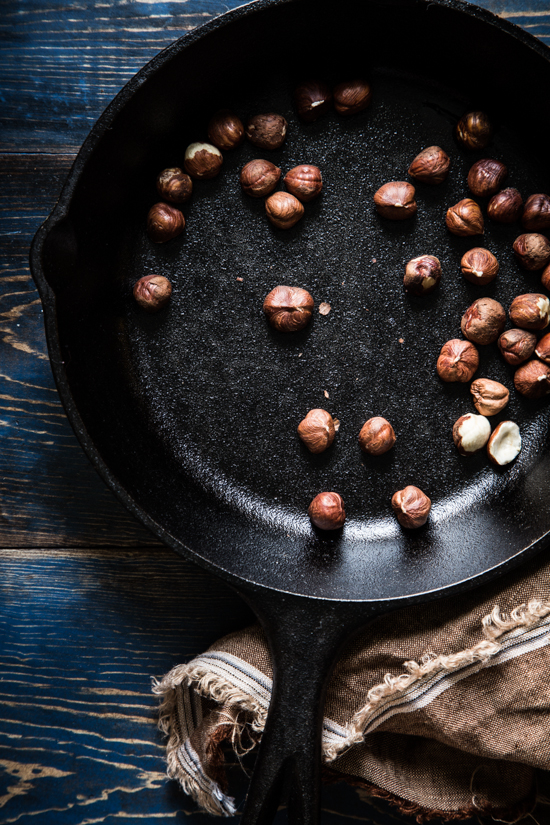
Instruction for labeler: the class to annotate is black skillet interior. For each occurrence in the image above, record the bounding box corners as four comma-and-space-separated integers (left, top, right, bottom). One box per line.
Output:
35, 0, 550, 602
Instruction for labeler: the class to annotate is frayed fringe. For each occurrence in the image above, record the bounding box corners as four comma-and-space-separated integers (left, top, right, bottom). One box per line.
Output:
482, 599, 550, 641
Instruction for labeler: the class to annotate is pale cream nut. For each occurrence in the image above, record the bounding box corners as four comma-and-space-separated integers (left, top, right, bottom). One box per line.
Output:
452, 413, 491, 455
487, 421, 521, 466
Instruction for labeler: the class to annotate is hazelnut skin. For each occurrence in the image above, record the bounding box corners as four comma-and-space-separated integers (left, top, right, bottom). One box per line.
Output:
240, 159, 281, 198
133, 274, 172, 312
147, 203, 185, 243
284, 165, 323, 202
522, 194, 550, 232
263, 285, 314, 332
535, 332, 550, 364
308, 492, 346, 530
297, 409, 336, 454
513, 233, 550, 271
207, 109, 245, 150
156, 168, 192, 204
509, 294, 550, 331
294, 80, 332, 122
403, 255, 441, 295
374, 182, 417, 220
408, 145, 450, 184
184, 142, 223, 179
246, 113, 287, 150
333, 79, 371, 115
265, 192, 304, 229
437, 339, 479, 383
498, 328, 537, 366
460, 248, 499, 285
358, 417, 396, 455
470, 378, 509, 416
514, 360, 550, 398
487, 421, 522, 466
461, 298, 506, 345
467, 159, 507, 198
446, 199, 484, 236
487, 188, 523, 223
391, 486, 431, 529
452, 413, 491, 455
455, 111, 492, 151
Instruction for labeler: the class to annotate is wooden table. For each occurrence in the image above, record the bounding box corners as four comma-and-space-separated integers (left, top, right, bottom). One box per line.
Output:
1, 1, 550, 822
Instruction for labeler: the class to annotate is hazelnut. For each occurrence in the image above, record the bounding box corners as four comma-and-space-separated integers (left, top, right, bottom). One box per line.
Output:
146, 203, 185, 243
156, 168, 192, 204
391, 486, 431, 529
133, 274, 172, 312
308, 492, 346, 530
294, 80, 332, 122
470, 378, 510, 416
512, 233, 550, 270
265, 192, 304, 229
184, 142, 223, 179
263, 285, 314, 332
374, 182, 417, 220
246, 113, 287, 150
408, 145, 450, 184
509, 293, 550, 330
358, 417, 396, 455
284, 165, 323, 202
455, 111, 492, 151
498, 328, 537, 366
240, 159, 281, 198
461, 298, 506, 345
467, 159, 507, 198
487, 188, 523, 223
333, 79, 371, 115
522, 194, 550, 232
514, 360, 550, 398
460, 248, 499, 285
487, 422, 521, 466
207, 109, 245, 150
437, 339, 479, 383
297, 409, 336, 453
403, 255, 441, 295
535, 332, 550, 364
543, 264, 550, 291
446, 199, 484, 236
452, 413, 491, 455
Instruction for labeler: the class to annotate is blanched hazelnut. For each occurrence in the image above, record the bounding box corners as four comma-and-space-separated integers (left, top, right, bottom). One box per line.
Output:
460, 248, 499, 285
207, 110, 245, 150
487, 188, 523, 223
514, 360, 550, 398
294, 80, 332, 122
509, 294, 550, 330
246, 113, 287, 150
263, 285, 314, 332
133, 274, 172, 312
333, 79, 371, 115
522, 194, 550, 232
513, 233, 550, 270
467, 159, 507, 197
452, 413, 491, 455
284, 165, 322, 202
297, 409, 335, 453
498, 328, 537, 366
374, 182, 417, 220
358, 417, 396, 455
184, 142, 223, 179
156, 168, 192, 204
403, 255, 441, 295
461, 298, 506, 345
146, 203, 185, 242
487, 421, 521, 466
240, 159, 281, 197
408, 145, 450, 184
265, 192, 304, 229
456, 111, 492, 150
308, 492, 346, 530
535, 332, 550, 364
470, 379, 509, 416
391, 486, 431, 529
437, 339, 479, 382
446, 199, 484, 236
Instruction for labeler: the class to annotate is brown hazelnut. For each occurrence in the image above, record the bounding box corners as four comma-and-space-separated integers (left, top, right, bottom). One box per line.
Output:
297, 409, 336, 453
358, 417, 396, 455
391, 486, 431, 529
498, 328, 537, 366
543, 263, 550, 291
308, 492, 346, 530
263, 285, 314, 332
333, 79, 371, 115
184, 142, 223, 180
374, 182, 417, 220
146, 203, 185, 243
408, 145, 450, 184
403, 255, 441, 295
512, 233, 550, 271
461, 298, 506, 345
133, 274, 172, 312
246, 113, 287, 150
460, 248, 499, 285
467, 159, 507, 197
265, 192, 304, 229
446, 199, 484, 236
522, 194, 550, 232
207, 109, 245, 150
487, 188, 523, 223
535, 332, 550, 364
156, 168, 193, 204
509, 293, 550, 330
437, 339, 479, 383
514, 360, 550, 398
294, 80, 332, 122
470, 378, 510, 416
452, 413, 491, 455
240, 159, 281, 198
455, 111, 492, 151
284, 165, 323, 202
487, 421, 522, 466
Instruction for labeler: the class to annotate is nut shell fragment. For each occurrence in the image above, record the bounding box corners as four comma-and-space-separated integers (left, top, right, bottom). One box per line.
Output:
470, 379, 509, 416
487, 421, 522, 466
391, 486, 431, 529
298, 409, 336, 454
452, 413, 491, 455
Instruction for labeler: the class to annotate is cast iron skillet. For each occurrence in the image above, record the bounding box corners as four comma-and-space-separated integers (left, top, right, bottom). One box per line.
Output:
31, 0, 550, 821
